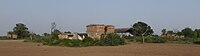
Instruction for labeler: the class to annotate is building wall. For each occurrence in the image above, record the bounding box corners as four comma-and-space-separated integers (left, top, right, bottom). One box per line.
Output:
86, 24, 115, 39
105, 25, 115, 34
86, 24, 105, 39
7, 34, 17, 39
58, 33, 84, 40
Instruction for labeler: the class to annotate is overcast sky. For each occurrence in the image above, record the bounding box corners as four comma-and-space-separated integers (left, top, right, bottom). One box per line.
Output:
0, 0, 200, 36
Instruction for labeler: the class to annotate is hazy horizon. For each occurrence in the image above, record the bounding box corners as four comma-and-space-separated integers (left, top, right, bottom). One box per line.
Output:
0, 0, 200, 36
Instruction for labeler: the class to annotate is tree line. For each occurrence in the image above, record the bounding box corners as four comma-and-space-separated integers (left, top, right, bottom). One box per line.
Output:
7, 22, 200, 39
5, 21, 200, 46
161, 28, 200, 38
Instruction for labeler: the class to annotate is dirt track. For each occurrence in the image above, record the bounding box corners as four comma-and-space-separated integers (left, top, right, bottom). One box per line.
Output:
0, 40, 200, 56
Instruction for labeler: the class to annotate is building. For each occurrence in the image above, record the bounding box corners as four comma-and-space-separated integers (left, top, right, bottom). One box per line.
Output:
7, 34, 17, 39
115, 28, 132, 37
86, 24, 115, 39
105, 25, 115, 34
58, 33, 84, 40
115, 28, 130, 33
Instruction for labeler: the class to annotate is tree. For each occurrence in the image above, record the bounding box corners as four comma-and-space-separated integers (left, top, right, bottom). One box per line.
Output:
130, 22, 154, 36
43, 33, 50, 36
167, 30, 174, 34
7, 31, 14, 34
195, 29, 200, 38
181, 27, 197, 38
176, 31, 183, 36
161, 29, 166, 34
64, 31, 71, 34
13, 23, 30, 39
51, 29, 61, 38
130, 21, 154, 44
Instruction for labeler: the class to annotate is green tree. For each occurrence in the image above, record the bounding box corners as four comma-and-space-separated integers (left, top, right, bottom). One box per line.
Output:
51, 29, 61, 38
181, 27, 197, 38
7, 31, 15, 34
195, 29, 200, 38
43, 33, 50, 36
167, 30, 174, 34
64, 31, 71, 34
161, 29, 166, 34
130, 21, 154, 44
130, 22, 154, 36
176, 31, 183, 36
13, 23, 30, 39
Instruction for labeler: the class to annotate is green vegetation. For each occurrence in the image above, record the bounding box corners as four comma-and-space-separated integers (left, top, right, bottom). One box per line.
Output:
25, 33, 127, 47
181, 28, 197, 38
97, 33, 127, 46
25, 32, 200, 47
161, 29, 166, 35
129, 22, 154, 36
124, 36, 200, 44
0, 36, 18, 40
51, 29, 61, 38
162, 27, 200, 38
129, 21, 154, 43
0, 36, 9, 40
5, 22, 200, 47
124, 36, 167, 43
7, 23, 30, 39
13, 23, 30, 39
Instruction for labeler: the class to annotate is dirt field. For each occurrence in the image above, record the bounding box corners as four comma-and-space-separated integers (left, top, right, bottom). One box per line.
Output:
0, 40, 200, 56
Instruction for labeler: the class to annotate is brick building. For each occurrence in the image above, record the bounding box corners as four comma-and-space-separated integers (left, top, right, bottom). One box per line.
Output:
86, 24, 115, 39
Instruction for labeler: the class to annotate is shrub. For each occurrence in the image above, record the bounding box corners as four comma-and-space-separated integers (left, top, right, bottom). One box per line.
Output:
26, 33, 127, 47
0, 36, 12, 40
134, 36, 143, 42
98, 33, 127, 46
64, 39, 82, 47
82, 37, 95, 46
164, 38, 200, 44
193, 41, 200, 44
123, 36, 135, 42
43, 38, 83, 47
150, 37, 167, 43
134, 36, 167, 43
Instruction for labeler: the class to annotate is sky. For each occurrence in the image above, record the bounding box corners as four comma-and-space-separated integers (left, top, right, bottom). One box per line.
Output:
0, 0, 200, 36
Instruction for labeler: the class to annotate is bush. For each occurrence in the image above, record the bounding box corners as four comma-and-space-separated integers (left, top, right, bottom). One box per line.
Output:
0, 36, 8, 40
123, 36, 135, 42
43, 33, 127, 47
164, 38, 200, 44
193, 41, 200, 44
82, 37, 95, 46
150, 37, 167, 43
63, 39, 82, 47
134, 36, 167, 43
191, 38, 200, 44
98, 33, 127, 46
26, 34, 200, 47
134, 36, 143, 42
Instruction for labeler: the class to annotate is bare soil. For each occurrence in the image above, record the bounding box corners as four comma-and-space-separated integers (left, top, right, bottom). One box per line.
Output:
0, 40, 200, 56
